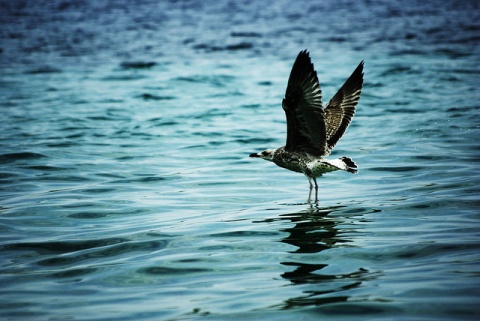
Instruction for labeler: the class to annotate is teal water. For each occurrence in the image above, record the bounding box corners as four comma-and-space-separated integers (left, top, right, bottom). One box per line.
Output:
1, 0, 479, 320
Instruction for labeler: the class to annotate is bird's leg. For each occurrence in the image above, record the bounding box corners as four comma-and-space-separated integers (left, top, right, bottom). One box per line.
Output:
313, 178, 319, 204
307, 178, 313, 204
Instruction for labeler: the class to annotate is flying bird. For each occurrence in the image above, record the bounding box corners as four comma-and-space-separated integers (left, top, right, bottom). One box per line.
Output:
249, 50, 364, 203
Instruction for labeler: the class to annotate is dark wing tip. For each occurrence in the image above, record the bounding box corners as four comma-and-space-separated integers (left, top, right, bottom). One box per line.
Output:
286, 50, 316, 91
355, 60, 365, 80
298, 49, 309, 56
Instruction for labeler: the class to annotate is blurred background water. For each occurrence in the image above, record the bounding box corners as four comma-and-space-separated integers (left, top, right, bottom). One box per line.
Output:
1, 0, 479, 320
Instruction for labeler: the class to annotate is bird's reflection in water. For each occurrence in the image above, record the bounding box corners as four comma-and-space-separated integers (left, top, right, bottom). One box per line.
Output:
274, 205, 378, 309
280, 206, 345, 255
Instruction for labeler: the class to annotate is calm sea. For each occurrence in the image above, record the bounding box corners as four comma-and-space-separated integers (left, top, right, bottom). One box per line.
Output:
1, 0, 479, 320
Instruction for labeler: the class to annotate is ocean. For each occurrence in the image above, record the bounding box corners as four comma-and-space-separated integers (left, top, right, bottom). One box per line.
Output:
1, 0, 479, 320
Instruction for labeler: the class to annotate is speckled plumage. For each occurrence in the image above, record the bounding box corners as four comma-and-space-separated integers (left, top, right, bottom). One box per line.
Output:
272, 146, 354, 177
250, 50, 364, 203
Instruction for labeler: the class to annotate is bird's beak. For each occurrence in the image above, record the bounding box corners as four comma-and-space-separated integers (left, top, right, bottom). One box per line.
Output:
249, 153, 260, 158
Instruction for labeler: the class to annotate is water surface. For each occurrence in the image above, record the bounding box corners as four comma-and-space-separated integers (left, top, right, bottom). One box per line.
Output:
1, 0, 479, 320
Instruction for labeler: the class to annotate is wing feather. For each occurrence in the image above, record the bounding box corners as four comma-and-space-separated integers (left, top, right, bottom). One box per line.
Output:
282, 50, 327, 155
323, 61, 364, 155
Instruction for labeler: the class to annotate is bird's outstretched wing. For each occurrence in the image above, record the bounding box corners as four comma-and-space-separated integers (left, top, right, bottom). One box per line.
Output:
323, 61, 364, 155
282, 50, 327, 156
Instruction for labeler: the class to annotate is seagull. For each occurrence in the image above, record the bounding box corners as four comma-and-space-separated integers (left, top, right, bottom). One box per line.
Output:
249, 50, 364, 203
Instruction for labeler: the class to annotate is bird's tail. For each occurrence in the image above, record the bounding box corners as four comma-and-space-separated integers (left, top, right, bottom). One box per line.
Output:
340, 157, 358, 174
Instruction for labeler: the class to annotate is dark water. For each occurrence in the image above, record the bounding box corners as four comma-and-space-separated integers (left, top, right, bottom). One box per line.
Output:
1, 0, 479, 320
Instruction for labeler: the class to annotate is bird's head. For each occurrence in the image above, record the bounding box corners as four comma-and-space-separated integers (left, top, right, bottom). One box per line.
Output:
249, 149, 275, 162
